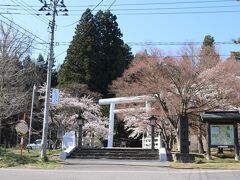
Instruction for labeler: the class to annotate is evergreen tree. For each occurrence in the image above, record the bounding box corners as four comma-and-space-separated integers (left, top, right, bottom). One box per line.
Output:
199, 35, 220, 69
203, 35, 214, 46
58, 9, 133, 96
89, 10, 133, 95
58, 9, 96, 86
35, 54, 47, 85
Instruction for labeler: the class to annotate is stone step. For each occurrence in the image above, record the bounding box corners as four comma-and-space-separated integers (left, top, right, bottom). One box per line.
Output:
72, 151, 158, 154
71, 153, 159, 157
70, 148, 159, 160
69, 155, 159, 160
75, 148, 158, 152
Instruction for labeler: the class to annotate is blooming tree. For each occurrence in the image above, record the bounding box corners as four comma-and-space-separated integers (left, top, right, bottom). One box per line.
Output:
111, 47, 240, 151
38, 85, 108, 146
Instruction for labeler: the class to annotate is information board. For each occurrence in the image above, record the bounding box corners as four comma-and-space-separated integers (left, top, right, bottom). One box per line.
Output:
210, 124, 234, 146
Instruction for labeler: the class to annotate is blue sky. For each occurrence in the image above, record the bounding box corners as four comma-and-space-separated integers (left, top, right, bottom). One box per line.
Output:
1, 0, 240, 66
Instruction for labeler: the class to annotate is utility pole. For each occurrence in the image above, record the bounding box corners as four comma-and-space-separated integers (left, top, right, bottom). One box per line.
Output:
39, 0, 68, 161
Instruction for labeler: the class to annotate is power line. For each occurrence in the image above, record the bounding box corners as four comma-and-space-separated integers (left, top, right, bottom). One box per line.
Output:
2, 9, 240, 16
0, 14, 49, 57
1, 1, 239, 18
0, 17, 49, 57
54, 49, 234, 59
0, 14, 48, 44
0, 0, 236, 8
58, 0, 104, 28
108, 5, 240, 11
37, 41, 237, 46
10, 0, 49, 25
114, 10, 240, 16
53, 40, 238, 60
108, 0, 117, 10
2, 4, 240, 12
63, 0, 238, 7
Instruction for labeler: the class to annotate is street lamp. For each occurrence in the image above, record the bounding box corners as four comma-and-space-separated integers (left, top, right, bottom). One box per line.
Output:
148, 115, 157, 151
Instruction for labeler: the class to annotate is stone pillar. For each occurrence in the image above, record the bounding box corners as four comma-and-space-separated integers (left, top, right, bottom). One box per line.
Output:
107, 103, 115, 148
206, 122, 211, 160
78, 124, 83, 149
179, 115, 189, 154
234, 121, 239, 161
151, 124, 155, 151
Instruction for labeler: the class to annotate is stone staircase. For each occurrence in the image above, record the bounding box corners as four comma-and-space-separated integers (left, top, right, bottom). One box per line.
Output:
69, 148, 159, 160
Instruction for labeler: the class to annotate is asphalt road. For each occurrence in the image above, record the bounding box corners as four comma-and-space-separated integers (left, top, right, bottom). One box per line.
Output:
1, 166, 240, 180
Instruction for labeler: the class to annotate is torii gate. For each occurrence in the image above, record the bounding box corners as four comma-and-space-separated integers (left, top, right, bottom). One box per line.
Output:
99, 95, 153, 148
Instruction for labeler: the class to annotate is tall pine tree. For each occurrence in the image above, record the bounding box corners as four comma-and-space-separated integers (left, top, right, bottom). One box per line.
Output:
58, 9, 133, 96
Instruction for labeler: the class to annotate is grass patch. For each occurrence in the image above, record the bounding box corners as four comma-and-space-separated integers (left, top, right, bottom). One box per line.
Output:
170, 153, 240, 169
0, 148, 61, 168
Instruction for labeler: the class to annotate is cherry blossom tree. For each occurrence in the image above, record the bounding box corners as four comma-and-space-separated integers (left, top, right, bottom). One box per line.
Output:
111, 47, 240, 151
38, 85, 108, 147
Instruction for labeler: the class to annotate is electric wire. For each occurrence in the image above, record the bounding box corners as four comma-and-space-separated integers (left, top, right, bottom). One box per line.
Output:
2, 4, 240, 12
54, 40, 239, 60
114, 10, 240, 16
57, 0, 104, 27
38, 41, 237, 46
0, 0, 237, 8
0, 14, 49, 55
0, 14, 48, 44
108, 0, 117, 10
2, 8, 240, 16
55, 0, 239, 7
10, 0, 49, 25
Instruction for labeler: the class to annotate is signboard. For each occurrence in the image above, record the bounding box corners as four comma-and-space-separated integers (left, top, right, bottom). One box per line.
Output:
15, 120, 28, 135
210, 124, 234, 146
51, 88, 59, 105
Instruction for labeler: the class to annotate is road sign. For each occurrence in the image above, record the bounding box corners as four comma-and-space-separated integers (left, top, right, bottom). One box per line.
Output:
51, 88, 59, 105
15, 120, 28, 135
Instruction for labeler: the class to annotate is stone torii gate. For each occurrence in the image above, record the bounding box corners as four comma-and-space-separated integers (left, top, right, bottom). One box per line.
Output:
99, 95, 153, 148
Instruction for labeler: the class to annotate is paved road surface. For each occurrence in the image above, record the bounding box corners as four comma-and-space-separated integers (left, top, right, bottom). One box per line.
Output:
1, 164, 240, 180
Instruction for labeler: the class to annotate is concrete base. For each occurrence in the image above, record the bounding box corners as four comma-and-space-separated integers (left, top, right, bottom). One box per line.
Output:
172, 153, 196, 163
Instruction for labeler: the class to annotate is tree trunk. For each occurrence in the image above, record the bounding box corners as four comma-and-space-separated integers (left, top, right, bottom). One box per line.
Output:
197, 123, 204, 154
169, 132, 174, 151
0, 119, 2, 146
197, 134, 204, 154
176, 130, 180, 151
4, 136, 7, 149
